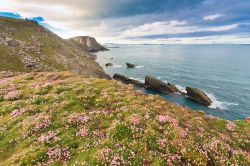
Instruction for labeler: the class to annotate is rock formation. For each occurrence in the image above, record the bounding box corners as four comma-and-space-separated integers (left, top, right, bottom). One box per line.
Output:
68, 36, 108, 52
113, 74, 145, 88
126, 62, 136, 68
145, 76, 181, 93
105, 63, 113, 67
186, 87, 212, 106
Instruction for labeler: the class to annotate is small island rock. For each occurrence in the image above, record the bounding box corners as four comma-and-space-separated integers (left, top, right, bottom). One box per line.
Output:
186, 87, 212, 106
145, 76, 181, 93
126, 62, 136, 68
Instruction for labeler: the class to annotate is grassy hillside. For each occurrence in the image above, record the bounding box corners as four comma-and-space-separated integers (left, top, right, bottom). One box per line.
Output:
0, 71, 249, 165
0, 17, 110, 79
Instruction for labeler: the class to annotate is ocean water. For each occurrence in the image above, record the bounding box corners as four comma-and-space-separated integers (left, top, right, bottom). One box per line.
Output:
96, 44, 250, 120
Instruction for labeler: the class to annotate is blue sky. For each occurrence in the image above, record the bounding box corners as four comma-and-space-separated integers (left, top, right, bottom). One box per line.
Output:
0, 0, 250, 44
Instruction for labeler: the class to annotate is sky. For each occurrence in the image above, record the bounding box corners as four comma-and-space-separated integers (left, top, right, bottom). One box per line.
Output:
0, 0, 250, 44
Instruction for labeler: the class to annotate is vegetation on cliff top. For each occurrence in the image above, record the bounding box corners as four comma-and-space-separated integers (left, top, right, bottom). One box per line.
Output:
0, 17, 110, 79
0, 71, 249, 165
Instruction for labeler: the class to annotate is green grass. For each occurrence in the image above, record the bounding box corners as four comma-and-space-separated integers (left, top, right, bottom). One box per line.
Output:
0, 45, 26, 71
0, 71, 249, 165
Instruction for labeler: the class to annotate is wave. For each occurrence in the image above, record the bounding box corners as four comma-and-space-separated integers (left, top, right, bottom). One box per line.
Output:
205, 92, 239, 110
112, 65, 123, 68
130, 77, 144, 82
175, 85, 187, 94
135, 65, 144, 68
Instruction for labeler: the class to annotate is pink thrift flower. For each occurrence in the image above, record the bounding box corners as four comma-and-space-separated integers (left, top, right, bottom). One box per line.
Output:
4, 90, 21, 100
11, 108, 26, 118
111, 155, 125, 166
76, 127, 88, 138
157, 115, 169, 123
68, 113, 89, 124
38, 131, 58, 143
47, 147, 71, 163
131, 116, 141, 125
226, 121, 237, 131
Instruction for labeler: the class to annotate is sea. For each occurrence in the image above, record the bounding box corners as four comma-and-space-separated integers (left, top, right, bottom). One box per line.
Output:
96, 44, 250, 120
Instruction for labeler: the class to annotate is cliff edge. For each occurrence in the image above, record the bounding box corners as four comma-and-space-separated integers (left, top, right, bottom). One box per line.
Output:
68, 36, 108, 52
0, 17, 110, 79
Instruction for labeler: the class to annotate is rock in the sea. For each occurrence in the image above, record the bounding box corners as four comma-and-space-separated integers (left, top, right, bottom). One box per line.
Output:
105, 63, 113, 67
68, 36, 108, 52
186, 87, 212, 106
145, 76, 181, 93
113, 74, 145, 88
126, 62, 136, 68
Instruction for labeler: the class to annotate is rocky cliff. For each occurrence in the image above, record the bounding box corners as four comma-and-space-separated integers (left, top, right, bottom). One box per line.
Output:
0, 17, 110, 79
68, 36, 108, 52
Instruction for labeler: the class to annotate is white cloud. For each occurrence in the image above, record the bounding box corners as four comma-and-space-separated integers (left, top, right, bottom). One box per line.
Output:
203, 14, 222, 21
120, 21, 239, 38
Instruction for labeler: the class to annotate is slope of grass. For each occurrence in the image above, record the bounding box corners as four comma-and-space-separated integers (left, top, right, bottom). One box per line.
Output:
0, 45, 26, 71
0, 71, 249, 165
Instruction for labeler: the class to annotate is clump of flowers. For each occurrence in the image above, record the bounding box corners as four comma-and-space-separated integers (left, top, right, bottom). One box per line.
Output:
33, 115, 51, 132
131, 115, 141, 125
38, 131, 58, 143
226, 121, 237, 131
110, 155, 125, 166
47, 147, 71, 163
156, 114, 179, 127
4, 90, 22, 100
11, 108, 26, 118
157, 115, 168, 123
68, 113, 89, 124
76, 127, 89, 138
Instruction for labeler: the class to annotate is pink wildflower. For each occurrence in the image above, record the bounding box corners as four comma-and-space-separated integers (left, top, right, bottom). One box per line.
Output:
157, 115, 169, 123
47, 147, 71, 163
76, 127, 89, 138
111, 155, 125, 166
68, 113, 89, 124
34, 116, 51, 132
157, 115, 179, 127
226, 121, 237, 131
11, 108, 26, 118
131, 116, 141, 125
4, 90, 21, 100
38, 131, 58, 143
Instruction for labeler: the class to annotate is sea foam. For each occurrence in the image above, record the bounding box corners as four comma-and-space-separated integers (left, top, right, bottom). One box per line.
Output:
206, 92, 239, 110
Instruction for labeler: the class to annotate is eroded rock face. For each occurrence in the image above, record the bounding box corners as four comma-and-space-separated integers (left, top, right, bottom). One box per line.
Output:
113, 74, 145, 88
145, 76, 180, 93
186, 87, 212, 106
69, 36, 108, 52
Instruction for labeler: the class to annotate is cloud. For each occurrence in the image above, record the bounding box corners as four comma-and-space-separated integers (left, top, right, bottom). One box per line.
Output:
0, 0, 250, 44
203, 14, 222, 21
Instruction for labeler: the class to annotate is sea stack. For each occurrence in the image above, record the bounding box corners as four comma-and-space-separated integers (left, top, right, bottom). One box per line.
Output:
145, 76, 181, 93
186, 87, 213, 106
126, 62, 136, 68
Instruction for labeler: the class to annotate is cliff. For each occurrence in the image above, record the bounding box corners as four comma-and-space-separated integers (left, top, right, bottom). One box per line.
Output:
68, 36, 108, 52
0, 17, 110, 79
0, 71, 249, 165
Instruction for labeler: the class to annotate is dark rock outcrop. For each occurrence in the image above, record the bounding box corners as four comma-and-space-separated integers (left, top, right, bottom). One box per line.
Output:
113, 74, 145, 88
68, 36, 108, 52
145, 76, 181, 93
186, 87, 212, 106
126, 62, 136, 68
105, 63, 113, 67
